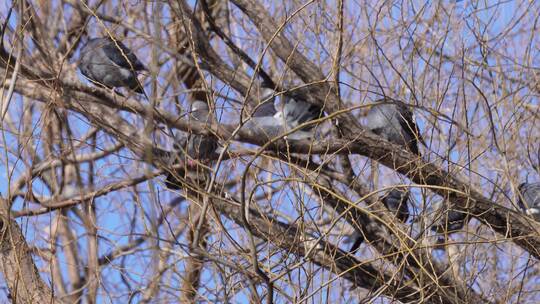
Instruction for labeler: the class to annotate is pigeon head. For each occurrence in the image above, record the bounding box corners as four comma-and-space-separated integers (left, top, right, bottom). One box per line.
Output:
190, 101, 210, 121
192, 100, 208, 111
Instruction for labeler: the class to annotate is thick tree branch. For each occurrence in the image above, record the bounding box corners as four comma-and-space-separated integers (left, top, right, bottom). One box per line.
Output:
0, 198, 56, 303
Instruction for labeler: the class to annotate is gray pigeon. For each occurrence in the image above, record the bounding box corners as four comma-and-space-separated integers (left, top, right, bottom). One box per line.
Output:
280, 96, 322, 132
349, 188, 410, 253
517, 182, 540, 221
253, 88, 277, 117
79, 37, 146, 94
252, 100, 277, 118
165, 101, 218, 189
366, 99, 424, 155
242, 91, 323, 140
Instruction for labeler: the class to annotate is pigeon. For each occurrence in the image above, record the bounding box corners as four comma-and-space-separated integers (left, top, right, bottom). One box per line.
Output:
431, 210, 466, 233
165, 101, 218, 189
517, 182, 540, 221
365, 99, 424, 155
349, 188, 410, 253
381, 189, 410, 223
253, 88, 277, 117
430, 209, 467, 250
79, 37, 146, 94
242, 90, 323, 140
280, 96, 322, 133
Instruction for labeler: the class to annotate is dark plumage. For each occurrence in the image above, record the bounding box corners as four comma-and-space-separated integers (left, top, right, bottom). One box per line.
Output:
517, 182, 540, 221
430, 209, 467, 250
79, 37, 146, 94
381, 189, 410, 223
431, 210, 467, 234
349, 188, 410, 253
348, 235, 364, 254
366, 99, 424, 155
165, 101, 218, 190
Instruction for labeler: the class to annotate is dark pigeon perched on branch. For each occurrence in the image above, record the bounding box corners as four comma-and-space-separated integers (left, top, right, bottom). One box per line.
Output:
165, 101, 218, 190
365, 99, 424, 155
79, 37, 147, 94
242, 89, 323, 140
431, 210, 467, 234
430, 209, 467, 250
381, 189, 410, 223
517, 182, 540, 221
349, 188, 410, 253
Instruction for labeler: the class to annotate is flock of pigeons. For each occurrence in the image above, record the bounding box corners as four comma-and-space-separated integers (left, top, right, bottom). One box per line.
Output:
78, 36, 540, 251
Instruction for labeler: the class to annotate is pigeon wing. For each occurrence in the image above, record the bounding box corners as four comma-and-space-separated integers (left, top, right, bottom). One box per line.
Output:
253, 101, 277, 117
397, 104, 425, 154
521, 183, 540, 210
431, 210, 467, 233
102, 38, 146, 71
283, 97, 322, 128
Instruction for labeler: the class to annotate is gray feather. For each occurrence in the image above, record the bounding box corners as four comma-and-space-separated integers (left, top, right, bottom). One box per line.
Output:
241, 92, 322, 140
243, 94, 323, 140
79, 37, 146, 94
165, 101, 218, 189
518, 182, 540, 221
366, 99, 422, 155
281, 96, 322, 131
253, 101, 277, 117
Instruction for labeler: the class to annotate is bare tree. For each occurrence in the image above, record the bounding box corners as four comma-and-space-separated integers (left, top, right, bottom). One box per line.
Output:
0, 0, 539, 303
